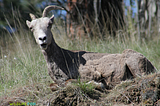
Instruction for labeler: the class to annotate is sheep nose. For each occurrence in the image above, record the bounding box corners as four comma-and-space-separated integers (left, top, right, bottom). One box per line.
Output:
39, 36, 46, 42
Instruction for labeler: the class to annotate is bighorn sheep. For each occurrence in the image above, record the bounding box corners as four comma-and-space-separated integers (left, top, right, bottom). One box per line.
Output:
26, 5, 156, 89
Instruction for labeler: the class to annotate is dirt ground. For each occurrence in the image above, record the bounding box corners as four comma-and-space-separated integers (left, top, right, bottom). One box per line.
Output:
1, 72, 160, 106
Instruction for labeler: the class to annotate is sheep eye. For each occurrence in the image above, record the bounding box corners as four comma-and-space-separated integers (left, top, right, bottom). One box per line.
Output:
29, 26, 34, 31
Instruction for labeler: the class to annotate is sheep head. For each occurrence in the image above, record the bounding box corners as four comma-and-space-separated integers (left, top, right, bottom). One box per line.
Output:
26, 5, 63, 50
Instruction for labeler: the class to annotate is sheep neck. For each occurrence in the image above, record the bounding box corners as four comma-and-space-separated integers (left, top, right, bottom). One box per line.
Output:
41, 37, 79, 79
42, 37, 65, 66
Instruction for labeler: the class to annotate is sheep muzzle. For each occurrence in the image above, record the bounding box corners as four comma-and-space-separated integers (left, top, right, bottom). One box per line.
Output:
40, 44, 47, 50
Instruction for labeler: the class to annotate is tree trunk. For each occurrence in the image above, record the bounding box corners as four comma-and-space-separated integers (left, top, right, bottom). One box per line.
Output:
66, 0, 125, 39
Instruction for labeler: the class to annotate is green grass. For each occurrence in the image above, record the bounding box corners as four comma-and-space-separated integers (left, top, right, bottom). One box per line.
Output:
0, 17, 160, 100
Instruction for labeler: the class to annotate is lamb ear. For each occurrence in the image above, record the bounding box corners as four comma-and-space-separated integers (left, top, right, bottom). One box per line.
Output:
50, 15, 54, 23
26, 20, 31, 28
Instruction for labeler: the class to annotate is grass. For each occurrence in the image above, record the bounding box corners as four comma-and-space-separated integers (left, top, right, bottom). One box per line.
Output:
73, 78, 95, 95
0, 13, 160, 104
0, 30, 51, 96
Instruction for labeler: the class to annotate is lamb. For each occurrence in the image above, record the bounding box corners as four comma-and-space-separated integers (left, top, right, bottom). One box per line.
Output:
26, 5, 156, 89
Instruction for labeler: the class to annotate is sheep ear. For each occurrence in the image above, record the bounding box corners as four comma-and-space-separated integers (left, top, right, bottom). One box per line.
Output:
29, 13, 36, 20
50, 15, 54, 22
26, 20, 31, 28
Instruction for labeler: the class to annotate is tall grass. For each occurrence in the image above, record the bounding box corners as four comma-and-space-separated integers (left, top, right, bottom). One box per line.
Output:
0, 10, 160, 99
0, 30, 51, 96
